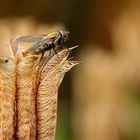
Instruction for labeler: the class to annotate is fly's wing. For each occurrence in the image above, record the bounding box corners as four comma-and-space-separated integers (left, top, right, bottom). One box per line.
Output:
10, 35, 46, 56
26, 37, 53, 53
14, 35, 45, 42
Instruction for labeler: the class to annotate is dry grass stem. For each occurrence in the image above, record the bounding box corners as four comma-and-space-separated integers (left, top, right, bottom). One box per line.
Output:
16, 56, 37, 140
0, 28, 78, 140
37, 48, 79, 140
0, 57, 16, 139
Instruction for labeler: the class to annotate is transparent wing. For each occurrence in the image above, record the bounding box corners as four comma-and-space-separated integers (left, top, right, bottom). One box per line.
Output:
10, 35, 46, 55
14, 35, 45, 43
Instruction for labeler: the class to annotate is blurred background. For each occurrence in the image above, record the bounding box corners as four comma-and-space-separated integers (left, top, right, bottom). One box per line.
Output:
1, 0, 140, 140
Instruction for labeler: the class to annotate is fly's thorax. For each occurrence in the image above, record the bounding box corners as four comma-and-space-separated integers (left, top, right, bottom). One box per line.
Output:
43, 32, 60, 40
43, 32, 61, 45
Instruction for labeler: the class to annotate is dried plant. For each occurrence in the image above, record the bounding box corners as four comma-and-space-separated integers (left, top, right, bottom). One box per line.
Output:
36, 47, 78, 140
0, 45, 16, 139
16, 55, 37, 139
0, 33, 78, 140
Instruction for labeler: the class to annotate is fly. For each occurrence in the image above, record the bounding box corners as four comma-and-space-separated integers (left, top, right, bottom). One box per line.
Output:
23, 30, 70, 60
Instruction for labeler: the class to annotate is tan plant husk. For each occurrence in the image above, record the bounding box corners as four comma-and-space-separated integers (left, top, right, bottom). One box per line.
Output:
0, 56, 16, 139
16, 55, 37, 140
38, 48, 70, 83
0, 34, 78, 140
37, 48, 79, 140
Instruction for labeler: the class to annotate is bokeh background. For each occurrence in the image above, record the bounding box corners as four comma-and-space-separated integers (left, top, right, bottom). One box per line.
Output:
1, 0, 140, 140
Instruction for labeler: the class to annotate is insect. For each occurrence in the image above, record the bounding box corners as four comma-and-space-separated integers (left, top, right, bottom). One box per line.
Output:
23, 30, 70, 58
10, 30, 69, 65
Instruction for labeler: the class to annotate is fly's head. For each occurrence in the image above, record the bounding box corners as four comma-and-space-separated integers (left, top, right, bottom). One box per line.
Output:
59, 30, 70, 42
57, 30, 70, 46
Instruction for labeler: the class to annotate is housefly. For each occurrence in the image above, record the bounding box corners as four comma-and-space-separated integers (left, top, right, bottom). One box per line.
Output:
10, 30, 70, 65
23, 30, 69, 58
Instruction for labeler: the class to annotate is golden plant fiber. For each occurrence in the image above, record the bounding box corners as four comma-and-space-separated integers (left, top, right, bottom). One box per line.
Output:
37, 48, 79, 140
16, 56, 37, 140
38, 48, 70, 82
0, 31, 78, 140
0, 56, 16, 139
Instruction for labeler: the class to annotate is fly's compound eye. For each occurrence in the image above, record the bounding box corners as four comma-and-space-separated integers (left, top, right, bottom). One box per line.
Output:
59, 30, 70, 42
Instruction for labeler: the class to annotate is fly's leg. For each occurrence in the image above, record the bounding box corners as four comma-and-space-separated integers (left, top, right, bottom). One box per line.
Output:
40, 52, 45, 62
44, 44, 52, 58
52, 48, 60, 60
47, 43, 60, 59
62, 39, 65, 49
34, 51, 45, 66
